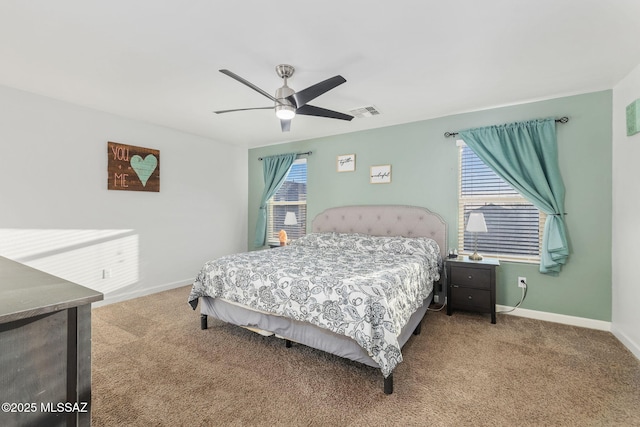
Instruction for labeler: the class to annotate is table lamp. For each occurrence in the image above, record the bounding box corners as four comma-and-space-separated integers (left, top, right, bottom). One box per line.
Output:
466, 212, 487, 261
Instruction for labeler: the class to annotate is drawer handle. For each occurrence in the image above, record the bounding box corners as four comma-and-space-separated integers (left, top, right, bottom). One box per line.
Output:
468, 295, 473, 300
468, 275, 473, 280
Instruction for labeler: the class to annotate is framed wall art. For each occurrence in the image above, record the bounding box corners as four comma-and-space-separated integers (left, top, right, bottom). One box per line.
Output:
337, 154, 356, 172
108, 141, 160, 192
370, 164, 391, 184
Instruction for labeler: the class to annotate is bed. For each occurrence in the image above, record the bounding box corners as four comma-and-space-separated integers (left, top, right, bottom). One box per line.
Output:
188, 205, 447, 394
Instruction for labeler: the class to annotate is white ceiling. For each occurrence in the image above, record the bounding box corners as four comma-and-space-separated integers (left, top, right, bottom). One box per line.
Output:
2, 1, 640, 148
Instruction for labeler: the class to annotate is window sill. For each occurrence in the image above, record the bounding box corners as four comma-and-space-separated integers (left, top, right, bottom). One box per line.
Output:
459, 252, 540, 265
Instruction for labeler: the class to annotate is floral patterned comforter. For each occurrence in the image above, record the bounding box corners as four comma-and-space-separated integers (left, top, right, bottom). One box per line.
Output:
188, 232, 441, 377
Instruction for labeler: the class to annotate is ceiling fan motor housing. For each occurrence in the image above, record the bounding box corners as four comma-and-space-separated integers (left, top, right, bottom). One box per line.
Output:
275, 84, 295, 119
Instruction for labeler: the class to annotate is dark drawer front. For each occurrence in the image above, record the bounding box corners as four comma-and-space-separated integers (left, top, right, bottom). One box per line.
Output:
451, 287, 491, 311
450, 267, 491, 289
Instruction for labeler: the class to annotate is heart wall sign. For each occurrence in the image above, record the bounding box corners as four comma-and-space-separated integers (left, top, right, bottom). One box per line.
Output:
108, 141, 160, 192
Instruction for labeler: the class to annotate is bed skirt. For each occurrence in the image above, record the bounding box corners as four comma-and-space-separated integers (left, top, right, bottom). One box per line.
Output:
200, 291, 433, 370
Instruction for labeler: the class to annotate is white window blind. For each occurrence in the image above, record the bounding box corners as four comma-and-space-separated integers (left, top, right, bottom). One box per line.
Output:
458, 144, 544, 262
267, 159, 307, 244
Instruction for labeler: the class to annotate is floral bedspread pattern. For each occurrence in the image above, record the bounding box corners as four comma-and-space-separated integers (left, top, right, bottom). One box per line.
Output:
188, 232, 441, 377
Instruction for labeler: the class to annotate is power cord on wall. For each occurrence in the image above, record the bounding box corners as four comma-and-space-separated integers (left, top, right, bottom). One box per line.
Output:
497, 278, 528, 314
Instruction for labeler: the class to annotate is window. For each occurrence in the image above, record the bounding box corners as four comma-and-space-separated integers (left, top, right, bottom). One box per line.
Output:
458, 144, 544, 262
267, 159, 307, 244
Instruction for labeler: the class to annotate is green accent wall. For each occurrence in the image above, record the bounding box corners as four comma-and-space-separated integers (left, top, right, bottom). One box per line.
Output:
249, 91, 612, 321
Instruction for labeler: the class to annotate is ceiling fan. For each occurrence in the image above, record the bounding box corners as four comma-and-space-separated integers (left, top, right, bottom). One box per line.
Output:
214, 64, 354, 132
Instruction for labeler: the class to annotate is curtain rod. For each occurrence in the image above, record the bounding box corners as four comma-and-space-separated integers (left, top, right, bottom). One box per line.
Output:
258, 151, 312, 161
444, 117, 569, 138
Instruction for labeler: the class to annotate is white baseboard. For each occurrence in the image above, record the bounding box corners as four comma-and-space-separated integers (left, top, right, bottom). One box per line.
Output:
610, 327, 640, 361
496, 304, 612, 331
92, 279, 191, 308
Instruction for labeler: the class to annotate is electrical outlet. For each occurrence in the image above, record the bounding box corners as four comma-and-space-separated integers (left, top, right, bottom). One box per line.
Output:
518, 276, 527, 288
433, 294, 440, 304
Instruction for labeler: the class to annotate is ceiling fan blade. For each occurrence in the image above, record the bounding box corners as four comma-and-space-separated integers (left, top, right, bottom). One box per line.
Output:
296, 104, 354, 121
287, 75, 346, 108
214, 106, 274, 114
219, 69, 278, 102
280, 119, 291, 132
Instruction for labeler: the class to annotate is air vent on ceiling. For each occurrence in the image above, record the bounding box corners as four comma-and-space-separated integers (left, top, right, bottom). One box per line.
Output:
348, 105, 381, 118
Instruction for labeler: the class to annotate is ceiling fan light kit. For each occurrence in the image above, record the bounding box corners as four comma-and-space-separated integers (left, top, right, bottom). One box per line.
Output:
215, 64, 353, 132
275, 105, 295, 120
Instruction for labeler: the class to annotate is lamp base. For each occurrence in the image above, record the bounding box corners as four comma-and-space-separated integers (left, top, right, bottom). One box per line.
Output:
469, 251, 483, 261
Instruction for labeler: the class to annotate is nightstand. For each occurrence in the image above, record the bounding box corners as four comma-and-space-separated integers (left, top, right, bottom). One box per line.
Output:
446, 256, 500, 324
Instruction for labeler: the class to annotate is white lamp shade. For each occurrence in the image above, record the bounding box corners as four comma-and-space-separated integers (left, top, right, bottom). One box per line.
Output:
284, 211, 298, 226
466, 212, 488, 233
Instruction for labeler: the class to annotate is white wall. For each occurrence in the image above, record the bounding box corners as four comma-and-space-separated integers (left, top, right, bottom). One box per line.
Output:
612, 64, 640, 359
0, 85, 248, 305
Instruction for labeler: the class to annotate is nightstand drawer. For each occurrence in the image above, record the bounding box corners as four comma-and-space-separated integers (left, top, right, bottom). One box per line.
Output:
450, 267, 491, 289
450, 287, 491, 311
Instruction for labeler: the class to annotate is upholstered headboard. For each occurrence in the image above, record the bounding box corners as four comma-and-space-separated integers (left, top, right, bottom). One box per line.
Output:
311, 205, 447, 257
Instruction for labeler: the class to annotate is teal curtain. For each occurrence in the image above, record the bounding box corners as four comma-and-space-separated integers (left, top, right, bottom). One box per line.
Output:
459, 118, 569, 274
254, 153, 297, 248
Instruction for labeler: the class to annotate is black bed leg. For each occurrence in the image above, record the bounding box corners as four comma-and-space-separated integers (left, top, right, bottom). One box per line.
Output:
200, 314, 208, 330
285, 339, 292, 348
413, 320, 422, 336
384, 373, 393, 395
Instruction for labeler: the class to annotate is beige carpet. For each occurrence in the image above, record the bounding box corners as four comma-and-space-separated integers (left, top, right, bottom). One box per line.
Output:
91, 286, 640, 426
